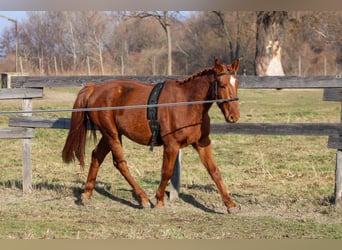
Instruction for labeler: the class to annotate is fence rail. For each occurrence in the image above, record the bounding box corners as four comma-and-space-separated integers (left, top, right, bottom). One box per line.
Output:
8, 117, 342, 137
212, 123, 342, 137
1, 74, 342, 203
4, 74, 342, 88
0, 127, 34, 139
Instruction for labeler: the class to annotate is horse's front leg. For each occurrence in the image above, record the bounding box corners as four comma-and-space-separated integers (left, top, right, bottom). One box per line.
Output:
155, 145, 180, 208
82, 137, 110, 200
193, 143, 238, 214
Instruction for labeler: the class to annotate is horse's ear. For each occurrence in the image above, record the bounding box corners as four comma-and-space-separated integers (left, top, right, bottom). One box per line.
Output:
231, 59, 240, 72
214, 58, 223, 71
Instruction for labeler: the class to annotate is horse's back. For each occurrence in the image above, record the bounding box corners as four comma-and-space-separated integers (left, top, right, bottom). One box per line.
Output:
85, 79, 155, 145
85, 79, 152, 107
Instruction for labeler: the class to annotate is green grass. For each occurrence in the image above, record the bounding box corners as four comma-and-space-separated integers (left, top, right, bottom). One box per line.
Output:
0, 88, 342, 239
1, 190, 341, 239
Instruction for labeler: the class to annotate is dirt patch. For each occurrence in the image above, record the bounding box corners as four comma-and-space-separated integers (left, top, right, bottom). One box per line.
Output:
234, 194, 341, 224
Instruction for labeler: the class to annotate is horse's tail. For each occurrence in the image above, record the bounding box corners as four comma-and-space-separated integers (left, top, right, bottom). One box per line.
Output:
62, 84, 96, 168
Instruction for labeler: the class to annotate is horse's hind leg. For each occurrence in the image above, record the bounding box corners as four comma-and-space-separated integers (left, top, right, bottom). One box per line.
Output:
82, 137, 110, 200
108, 136, 151, 208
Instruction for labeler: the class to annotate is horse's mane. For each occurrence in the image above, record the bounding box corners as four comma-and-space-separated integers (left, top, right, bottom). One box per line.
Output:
176, 67, 214, 84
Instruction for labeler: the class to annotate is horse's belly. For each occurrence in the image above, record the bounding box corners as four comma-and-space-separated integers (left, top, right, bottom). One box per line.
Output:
116, 113, 152, 146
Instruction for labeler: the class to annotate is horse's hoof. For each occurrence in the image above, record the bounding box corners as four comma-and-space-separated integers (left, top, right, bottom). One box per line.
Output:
81, 193, 91, 202
227, 205, 241, 214
81, 192, 90, 199
75, 193, 90, 206
141, 201, 152, 209
154, 201, 165, 209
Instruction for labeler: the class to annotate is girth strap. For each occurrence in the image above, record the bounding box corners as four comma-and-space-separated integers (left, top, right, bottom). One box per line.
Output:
147, 81, 165, 151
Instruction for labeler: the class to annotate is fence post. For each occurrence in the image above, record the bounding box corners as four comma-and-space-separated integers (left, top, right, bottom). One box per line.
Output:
335, 102, 342, 204
1, 73, 10, 88
22, 98, 33, 193
335, 150, 342, 204
169, 150, 181, 201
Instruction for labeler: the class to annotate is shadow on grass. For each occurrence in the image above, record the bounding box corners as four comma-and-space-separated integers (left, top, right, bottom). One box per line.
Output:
175, 192, 224, 214
70, 181, 147, 209
8, 179, 337, 215
0, 179, 144, 209
94, 186, 144, 209
92, 181, 224, 213
143, 179, 224, 214
0, 179, 228, 213
0, 179, 23, 190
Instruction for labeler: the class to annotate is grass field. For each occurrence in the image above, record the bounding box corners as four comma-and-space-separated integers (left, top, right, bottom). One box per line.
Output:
0, 87, 342, 239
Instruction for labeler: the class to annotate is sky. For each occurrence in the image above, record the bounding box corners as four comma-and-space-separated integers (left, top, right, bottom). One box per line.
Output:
0, 11, 27, 33
0, 11, 193, 34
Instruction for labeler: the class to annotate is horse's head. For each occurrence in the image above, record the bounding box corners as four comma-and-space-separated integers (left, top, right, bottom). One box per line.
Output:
213, 58, 240, 123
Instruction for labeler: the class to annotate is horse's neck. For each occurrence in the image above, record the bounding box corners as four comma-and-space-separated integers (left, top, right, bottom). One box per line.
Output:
182, 74, 213, 101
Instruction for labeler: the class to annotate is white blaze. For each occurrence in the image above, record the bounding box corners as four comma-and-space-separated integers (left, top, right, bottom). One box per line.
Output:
230, 76, 236, 87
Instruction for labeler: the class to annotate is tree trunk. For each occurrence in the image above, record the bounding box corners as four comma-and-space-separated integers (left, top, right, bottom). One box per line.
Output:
164, 11, 172, 75
98, 39, 104, 75
69, 20, 77, 73
255, 11, 288, 76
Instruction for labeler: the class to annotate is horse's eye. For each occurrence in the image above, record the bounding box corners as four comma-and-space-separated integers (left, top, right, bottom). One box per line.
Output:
219, 85, 226, 89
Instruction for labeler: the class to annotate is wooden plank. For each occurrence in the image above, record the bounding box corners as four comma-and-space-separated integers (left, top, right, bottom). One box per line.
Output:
238, 75, 342, 89
211, 123, 342, 136
323, 88, 342, 102
0, 87, 43, 100
10, 117, 342, 136
0, 127, 35, 139
11, 117, 342, 136
9, 117, 71, 129
9, 75, 183, 88
1, 73, 29, 88
9, 75, 342, 89
328, 136, 342, 149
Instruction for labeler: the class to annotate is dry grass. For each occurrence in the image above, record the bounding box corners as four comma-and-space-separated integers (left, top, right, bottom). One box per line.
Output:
0, 87, 342, 239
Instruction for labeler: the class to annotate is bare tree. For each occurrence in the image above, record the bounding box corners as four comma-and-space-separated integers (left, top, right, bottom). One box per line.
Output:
212, 11, 241, 62
128, 11, 173, 75
2, 11, 341, 76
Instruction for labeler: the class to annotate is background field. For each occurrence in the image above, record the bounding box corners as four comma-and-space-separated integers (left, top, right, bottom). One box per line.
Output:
0, 87, 342, 239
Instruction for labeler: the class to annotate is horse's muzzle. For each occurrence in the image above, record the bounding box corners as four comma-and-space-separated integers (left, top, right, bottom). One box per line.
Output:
227, 115, 239, 123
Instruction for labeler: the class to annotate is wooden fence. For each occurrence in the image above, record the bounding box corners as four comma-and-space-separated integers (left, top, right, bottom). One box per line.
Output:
0, 87, 43, 193
1, 74, 342, 204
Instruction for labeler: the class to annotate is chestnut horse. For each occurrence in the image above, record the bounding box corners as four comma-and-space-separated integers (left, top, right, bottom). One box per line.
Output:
62, 58, 240, 213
